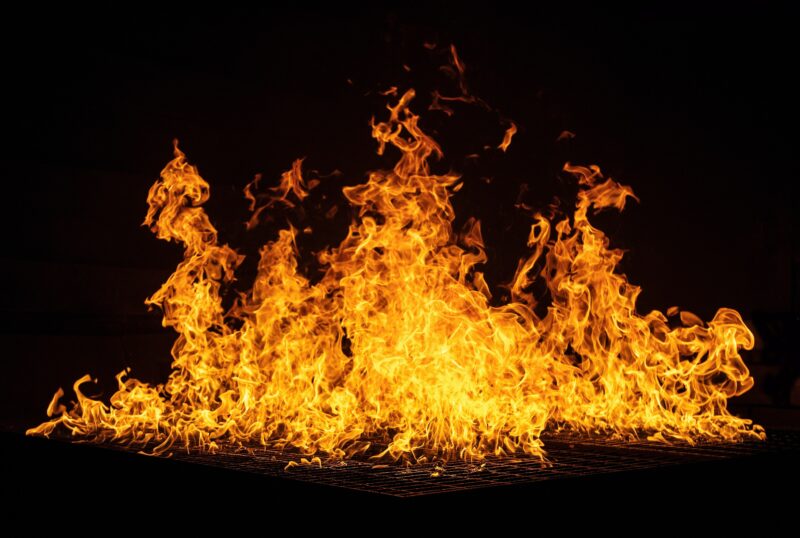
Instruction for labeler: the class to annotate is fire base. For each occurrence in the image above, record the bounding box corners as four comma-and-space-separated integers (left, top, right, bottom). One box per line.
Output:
52, 430, 800, 498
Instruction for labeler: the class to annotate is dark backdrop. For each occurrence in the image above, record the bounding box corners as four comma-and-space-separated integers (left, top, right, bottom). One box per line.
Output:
2, 5, 797, 430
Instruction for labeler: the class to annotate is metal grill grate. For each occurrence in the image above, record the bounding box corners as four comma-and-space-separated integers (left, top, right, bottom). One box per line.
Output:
91, 430, 798, 497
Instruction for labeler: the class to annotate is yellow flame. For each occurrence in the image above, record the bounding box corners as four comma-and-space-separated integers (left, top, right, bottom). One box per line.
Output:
28, 87, 763, 462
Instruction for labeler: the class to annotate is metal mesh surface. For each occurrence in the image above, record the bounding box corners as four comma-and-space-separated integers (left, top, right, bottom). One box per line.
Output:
94, 430, 798, 497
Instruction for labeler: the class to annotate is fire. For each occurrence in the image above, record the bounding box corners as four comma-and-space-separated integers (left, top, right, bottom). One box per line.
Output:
28, 61, 764, 462
498, 121, 517, 152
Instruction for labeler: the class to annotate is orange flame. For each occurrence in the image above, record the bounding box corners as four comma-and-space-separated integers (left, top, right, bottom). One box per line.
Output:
557, 130, 576, 142
28, 86, 763, 462
498, 121, 517, 152
430, 45, 489, 117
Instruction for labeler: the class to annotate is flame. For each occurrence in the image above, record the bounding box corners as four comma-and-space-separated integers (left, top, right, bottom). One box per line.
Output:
430, 45, 489, 117
498, 121, 517, 152
557, 130, 576, 142
244, 158, 308, 230
28, 83, 763, 462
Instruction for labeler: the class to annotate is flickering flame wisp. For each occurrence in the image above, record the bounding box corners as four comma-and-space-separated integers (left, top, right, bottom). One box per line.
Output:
498, 121, 517, 152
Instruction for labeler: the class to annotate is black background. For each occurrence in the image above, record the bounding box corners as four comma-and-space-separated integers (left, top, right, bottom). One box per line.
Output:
1, 5, 797, 429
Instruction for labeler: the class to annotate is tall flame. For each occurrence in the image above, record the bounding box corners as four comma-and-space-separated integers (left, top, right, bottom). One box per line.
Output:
28, 84, 763, 462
